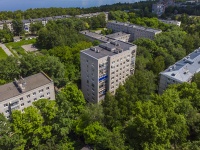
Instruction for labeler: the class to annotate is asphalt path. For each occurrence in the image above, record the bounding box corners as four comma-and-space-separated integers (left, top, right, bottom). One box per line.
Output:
0, 43, 13, 56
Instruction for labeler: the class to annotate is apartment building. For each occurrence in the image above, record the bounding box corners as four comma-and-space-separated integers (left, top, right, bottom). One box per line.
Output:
80, 40, 137, 103
159, 48, 200, 94
0, 72, 55, 118
80, 30, 111, 43
105, 32, 131, 42
80, 30, 131, 43
76, 12, 108, 21
107, 21, 162, 41
159, 19, 181, 26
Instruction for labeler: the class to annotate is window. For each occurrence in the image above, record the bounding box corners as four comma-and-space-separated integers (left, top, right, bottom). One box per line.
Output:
27, 100, 31, 103
40, 95, 44, 98
47, 92, 50, 95
46, 87, 49, 90
34, 98, 37, 101
20, 97, 23, 101
21, 103, 24, 106
4, 103, 8, 107
27, 94, 30, 98
33, 92, 36, 96
5, 110, 9, 113
39, 89, 43, 93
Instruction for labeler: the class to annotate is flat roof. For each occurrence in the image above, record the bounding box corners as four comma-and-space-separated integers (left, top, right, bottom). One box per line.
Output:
108, 21, 162, 33
80, 30, 111, 43
81, 40, 136, 59
0, 72, 53, 102
160, 48, 200, 82
106, 32, 130, 39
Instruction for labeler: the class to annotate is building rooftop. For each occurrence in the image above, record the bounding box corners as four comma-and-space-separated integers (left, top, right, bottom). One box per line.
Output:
80, 30, 112, 43
0, 72, 53, 102
81, 40, 136, 59
160, 48, 200, 82
105, 32, 130, 39
109, 21, 162, 33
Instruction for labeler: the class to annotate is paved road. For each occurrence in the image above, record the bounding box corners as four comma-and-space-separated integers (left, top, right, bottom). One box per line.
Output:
0, 43, 13, 56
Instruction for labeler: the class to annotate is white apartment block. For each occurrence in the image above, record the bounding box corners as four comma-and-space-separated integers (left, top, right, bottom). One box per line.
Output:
159, 48, 200, 94
0, 72, 55, 119
81, 40, 137, 103
159, 19, 181, 26
107, 21, 162, 41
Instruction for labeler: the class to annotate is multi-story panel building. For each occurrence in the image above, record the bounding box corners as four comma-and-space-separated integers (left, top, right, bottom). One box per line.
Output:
81, 40, 137, 103
107, 21, 162, 41
0, 72, 55, 119
80, 30, 111, 43
80, 30, 131, 43
105, 32, 131, 42
159, 19, 181, 26
159, 48, 200, 94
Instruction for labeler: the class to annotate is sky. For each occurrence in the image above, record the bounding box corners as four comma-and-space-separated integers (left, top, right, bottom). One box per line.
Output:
0, 0, 139, 11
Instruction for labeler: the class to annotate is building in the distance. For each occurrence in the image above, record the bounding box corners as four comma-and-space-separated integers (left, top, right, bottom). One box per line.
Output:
158, 48, 200, 94
0, 72, 55, 118
105, 32, 131, 42
152, 0, 175, 16
159, 19, 181, 26
107, 21, 162, 41
80, 30, 131, 43
80, 40, 137, 103
76, 12, 109, 21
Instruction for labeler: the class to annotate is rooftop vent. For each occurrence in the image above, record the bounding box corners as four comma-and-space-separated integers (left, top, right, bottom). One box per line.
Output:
14, 77, 26, 93
90, 47, 96, 51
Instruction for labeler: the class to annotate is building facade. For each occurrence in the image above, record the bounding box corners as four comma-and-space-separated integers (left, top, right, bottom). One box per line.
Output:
0, 72, 55, 118
81, 40, 137, 103
107, 21, 162, 41
159, 19, 181, 26
159, 48, 200, 94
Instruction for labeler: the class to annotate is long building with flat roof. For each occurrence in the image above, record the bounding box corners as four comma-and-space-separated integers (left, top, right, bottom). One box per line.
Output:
0, 72, 55, 118
81, 40, 137, 103
159, 48, 200, 94
107, 21, 162, 41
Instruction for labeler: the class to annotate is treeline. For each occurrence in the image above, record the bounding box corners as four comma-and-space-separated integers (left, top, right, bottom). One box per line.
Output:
0, 2, 154, 20
164, 5, 200, 17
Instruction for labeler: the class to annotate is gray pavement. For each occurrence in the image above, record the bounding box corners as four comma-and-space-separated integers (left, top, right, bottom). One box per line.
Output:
0, 43, 13, 56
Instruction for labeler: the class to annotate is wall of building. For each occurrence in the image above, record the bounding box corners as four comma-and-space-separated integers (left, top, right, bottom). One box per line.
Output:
0, 82, 55, 119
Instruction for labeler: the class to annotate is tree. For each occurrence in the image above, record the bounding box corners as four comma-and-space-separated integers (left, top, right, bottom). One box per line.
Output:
12, 19, 23, 36
102, 92, 121, 129
125, 101, 172, 150
0, 56, 21, 82
11, 106, 52, 149
33, 99, 58, 125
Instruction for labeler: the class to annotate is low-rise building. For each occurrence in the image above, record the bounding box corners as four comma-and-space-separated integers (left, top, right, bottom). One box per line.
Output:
105, 32, 131, 42
80, 30, 111, 43
80, 40, 137, 103
0, 72, 55, 118
159, 48, 200, 94
76, 12, 108, 21
159, 19, 181, 26
107, 21, 162, 41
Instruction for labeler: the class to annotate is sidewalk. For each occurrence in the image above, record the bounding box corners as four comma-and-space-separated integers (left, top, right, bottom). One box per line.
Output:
0, 43, 13, 56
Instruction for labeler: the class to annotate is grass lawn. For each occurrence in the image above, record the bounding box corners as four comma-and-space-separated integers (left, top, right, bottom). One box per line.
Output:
0, 47, 8, 60
5, 39, 36, 57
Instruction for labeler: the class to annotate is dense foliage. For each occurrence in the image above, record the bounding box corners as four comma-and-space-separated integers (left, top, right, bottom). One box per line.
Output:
1, 2, 200, 150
